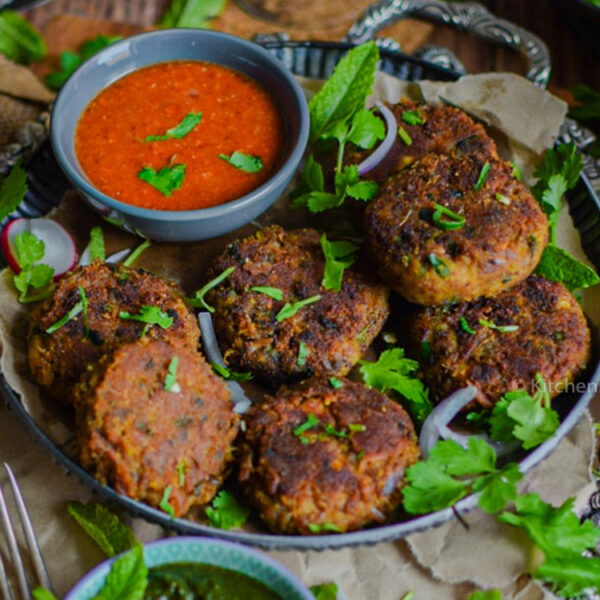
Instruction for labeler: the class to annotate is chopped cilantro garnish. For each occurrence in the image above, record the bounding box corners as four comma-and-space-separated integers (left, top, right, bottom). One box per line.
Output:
310, 583, 339, 600
466, 591, 502, 600
398, 126, 412, 146
12, 230, 55, 304
219, 151, 263, 173
210, 362, 252, 382
320, 233, 358, 292
46, 298, 84, 334
460, 316, 475, 334
88, 226, 105, 262
324, 423, 348, 439
297, 341, 309, 367
250, 286, 283, 300
78, 286, 90, 337
329, 377, 344, 389
478, 318, 518, 333
119, 305, 174, 333
145, 112, 202, 141
138, 163, 185, 196
495, 193, 511, 206
275, 295, 321, 322
164, 357, 179, 393
206, 490, 250, 530
294, 413, 320, 438
307, 522, 342, 534
511, 162, 521, 181
0, 161, 27, 221
122, 238, 150, 268
348, 423, 366, 432
428, 253, 450, 277
159, 485, 175, 519
474, 162, 490, 191
177, 460, 186, 487
401, 110, 425, 126
431, 203, 465, 231
189, 266, 235, 313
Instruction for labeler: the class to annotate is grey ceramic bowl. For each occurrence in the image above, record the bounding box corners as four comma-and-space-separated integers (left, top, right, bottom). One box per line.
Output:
50, 29, 309, 242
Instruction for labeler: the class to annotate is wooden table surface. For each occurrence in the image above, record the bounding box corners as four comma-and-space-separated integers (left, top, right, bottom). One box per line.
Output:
22, 0, 600, 98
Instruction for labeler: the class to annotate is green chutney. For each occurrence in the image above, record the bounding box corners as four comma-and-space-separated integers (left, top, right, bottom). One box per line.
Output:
144, 563, 285, 600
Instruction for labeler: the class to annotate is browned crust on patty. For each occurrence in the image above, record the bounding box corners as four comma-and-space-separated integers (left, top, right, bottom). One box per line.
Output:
74, 338, 238, 517
238, 376, 420, 534
206, 225, 390, 386
364, 153, 549, 305
27, 261, 199, 402
408, 275, 591, 407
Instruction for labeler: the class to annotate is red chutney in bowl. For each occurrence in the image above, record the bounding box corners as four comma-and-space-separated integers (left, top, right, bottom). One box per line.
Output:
74, 61, 285, 211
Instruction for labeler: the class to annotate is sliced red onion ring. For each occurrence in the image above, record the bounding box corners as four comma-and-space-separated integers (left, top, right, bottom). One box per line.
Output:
357, 102, 397, 176
198, 312, 251, 414
79, 246, 131, 267
419, 385, 519, 458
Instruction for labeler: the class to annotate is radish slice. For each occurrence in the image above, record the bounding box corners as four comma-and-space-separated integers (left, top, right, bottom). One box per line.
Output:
79, 246, 131, 267
357, 102, 397, 176
1, 218, 77, 279
198, 312, 252, 414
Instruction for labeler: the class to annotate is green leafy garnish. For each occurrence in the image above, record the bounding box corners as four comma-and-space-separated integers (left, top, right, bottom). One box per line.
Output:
324, 423, 348, 439
0, 161, 27, 221
293, 413, 320, 441
210, 362, 252, 381
330, 377, 344, 389
0, 11, 46, 64
569, 84, 600, 122
177, 460, 186, 487
206, 490, 250, 530
431, 203, 465, 231
344, 108, 386, 149
32, 589, 59, 600
251, 286, 283, 300
320, 233, 358, 292
535, 244, 600, 291
297, 341, 309, 367
310, 583, 338, 600
401, 593, 414, 600
307, 522, 342, 533
89, 226, 105, 262
145, 112, 202, 141
402, 437, 522, 515
138, 163, 185, 197
474, 162, 490, 191
79, 286, 90, 337
276, 295, 321, 322
478, 318, 518, 333
349, 423, 365, 432
46, 299, 84, 334
164, 357, 179, 393
219, 151, 263, 173
495, 193, 511, 206
68, 501, 138, 557
188, 266, 235, 312
466, 591, 502, 600
360, 347, 432, 424
45, 35, 121, 89
428, 253, 450, 277
398, 126, 412, 146
119, 306, 174, 334
90, 544, 148, 600
159, 485, 175, 519
401, 110, 425, 126
122, 239, 151, 268
511, 162, 521, 181
460, 316, 475, 334
159, 0, 226, 28
12, 231, 55, 304
308, 41, 379, 142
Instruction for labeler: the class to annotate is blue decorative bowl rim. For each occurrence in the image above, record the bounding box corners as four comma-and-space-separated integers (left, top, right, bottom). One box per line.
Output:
50, 28, 310, 222
63, 536, 315, 600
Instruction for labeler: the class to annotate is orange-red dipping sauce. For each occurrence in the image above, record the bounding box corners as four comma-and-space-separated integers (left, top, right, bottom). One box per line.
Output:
75, 61, 284, 211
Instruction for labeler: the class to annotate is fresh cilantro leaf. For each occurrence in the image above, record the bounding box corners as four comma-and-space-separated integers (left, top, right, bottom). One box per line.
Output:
401, 110, 426, 126
308, 42, 379, 142
302, 191, 343, 213
159, 0, 225, 28
569, 84, 600, 122
324, 423, 348, 439
507, 394, 559, 450
297, 341, 309, 367
346, 179, 378, 201
206, 490, 250, 530
210, 362, 252, 381
0, 11, 47, 64
489, 394, 519, 442
398, 126, 412, 146
347, 108, 385, 149
535, 244, 599, 290
474, 162, 490, 191
276, 295, 321, 321
146, 112, 202, 141
330, 377, 344, 389
534, 554, 600, 597
466, 591, 502, 600
159, 485, 175, 519
511, 162, 522, 181
219, 151, 263, 173
119, 306, 174, 330
478, 318, 519, 333
534, 142, 584, 192
32, 589, 59, 600
46, 300, 83, 334
188, 266, 235, 312
294, 413, 320, 437
541, 173, 567, 216
320, 233, 358, 292
360, 347, 432, 424
428, 437, 495, 476
91, 544, 148, 600
12, 231, 56, 303
15, 230, 45, 267
0, 161, 27, 220
460, 316, 475, 334
68, 501, 138, 557
164, 357, 179, 393
251, 286, 283, 300
310, 583, 338, 600
308, 522, 342, 533
474, 463, 522, 514
89, 226, 105, 262
138, 164, 185, 197
122, 239, 151, 268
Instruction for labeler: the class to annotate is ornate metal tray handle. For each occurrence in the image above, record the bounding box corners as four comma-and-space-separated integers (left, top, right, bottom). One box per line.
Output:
345, 0, 551, 89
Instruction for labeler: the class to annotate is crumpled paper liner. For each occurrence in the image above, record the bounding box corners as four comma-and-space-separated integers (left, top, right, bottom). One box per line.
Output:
0, 72, 597, 598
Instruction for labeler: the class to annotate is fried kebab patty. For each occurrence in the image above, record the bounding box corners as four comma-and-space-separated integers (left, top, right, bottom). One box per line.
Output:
28, 261, 199, 402
345, 99, 497, 182
364, 153, 548, 305
206, 225, 389, 386
74, 338, 238, 517
238, 376, 420, 534
409, 275, 591, 407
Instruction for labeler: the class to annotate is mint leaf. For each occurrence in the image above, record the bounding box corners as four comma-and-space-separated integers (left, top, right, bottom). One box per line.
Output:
219, 151, 263, 173
138, 164, 185, 197
68, 501, 138, 557
91, 545, 148, 600
159, 0, 225, 28
89, 226, 105, 262
0, 161, 27, 221
206, 490, 250, 530
0, 11, 46, 64
535, 244, 599, 290
308, 42, 379, 141
146, 112, 202, 141
320, 234, 358, 292
347, 108, 385, 149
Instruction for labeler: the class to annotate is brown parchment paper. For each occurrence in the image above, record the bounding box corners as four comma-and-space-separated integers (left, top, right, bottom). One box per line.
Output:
0, 72, 598, 599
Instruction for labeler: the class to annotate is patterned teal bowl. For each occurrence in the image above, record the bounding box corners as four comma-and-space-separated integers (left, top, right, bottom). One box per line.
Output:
64, 536, 315, 600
